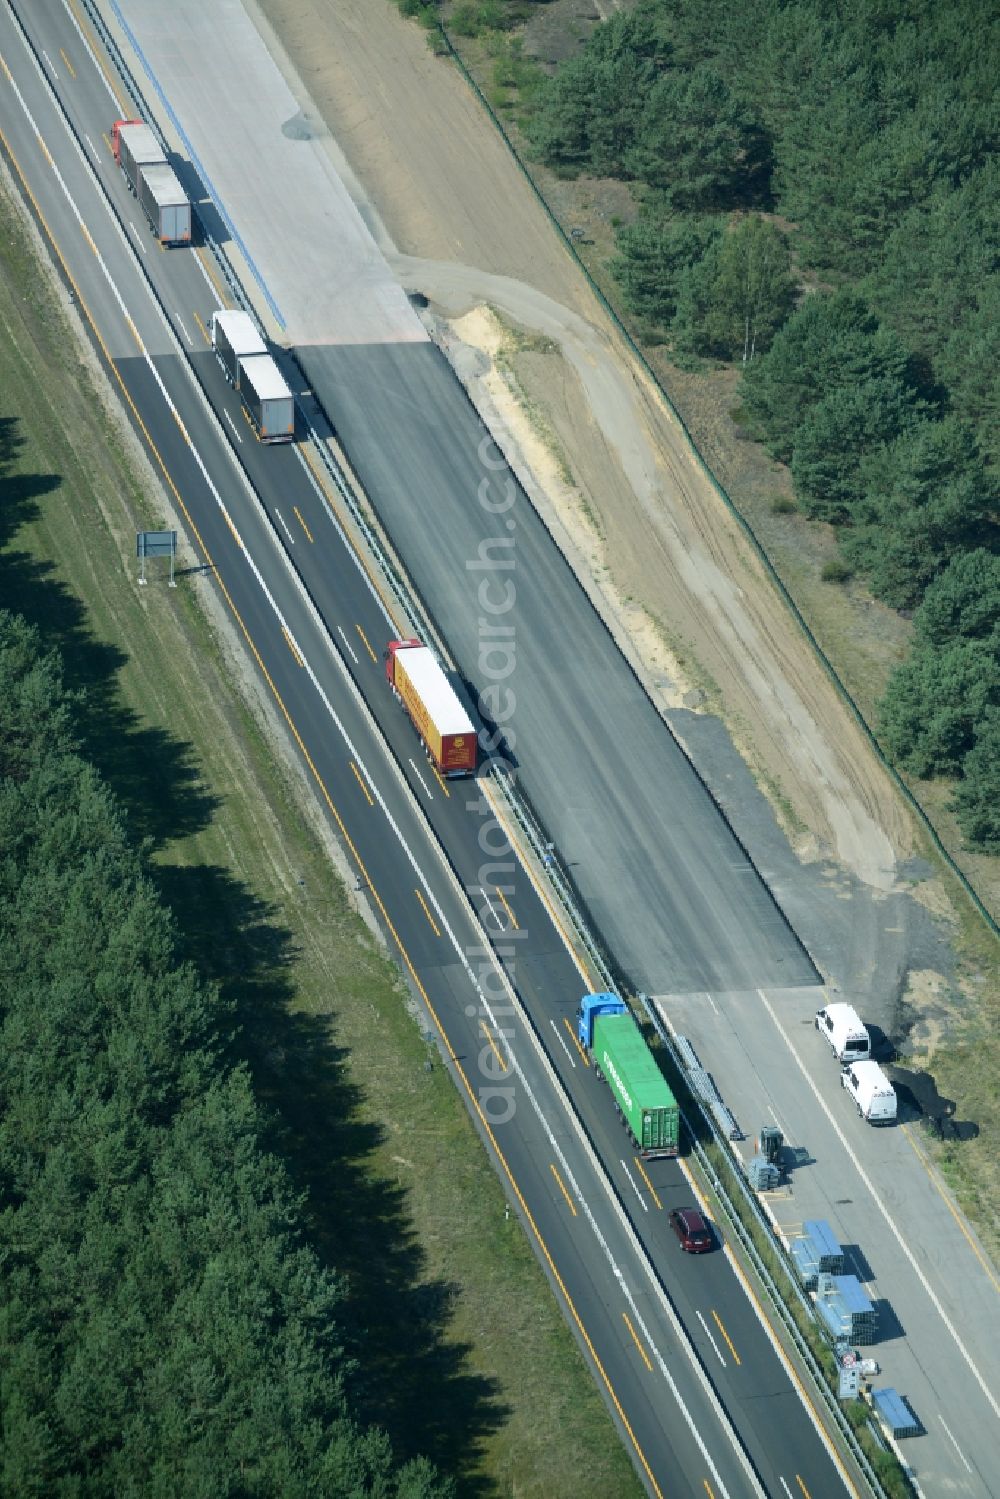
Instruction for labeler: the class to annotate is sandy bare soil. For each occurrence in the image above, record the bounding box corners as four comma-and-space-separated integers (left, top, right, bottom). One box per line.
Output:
252, 0, 919, 901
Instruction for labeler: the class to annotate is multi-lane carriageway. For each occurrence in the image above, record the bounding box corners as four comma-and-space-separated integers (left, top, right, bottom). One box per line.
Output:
0, 2, 855, 1494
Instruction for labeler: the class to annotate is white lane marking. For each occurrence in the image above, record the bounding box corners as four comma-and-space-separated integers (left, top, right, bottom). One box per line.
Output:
174, 313, 193, 346
757, 986, 1000, 1424
406, 758, 433, 801
479, 888, 501, 928
223, 409, 243, 444
3, 50, 753, 1484
58, 0, 119, 104
620, 1160, 649, 1213
550, 1018, 575, 1069
337, 625, 359, 666
939, 1417, 973, 1474
275, 509, 295, 545
696, 1310, 727, 1368
127, 220, 148, 255
779, 1478, 794, 1499
293, 437, 396, 628
41, 48, 58, 78
707, 991, 720, 1014
84, 133, 100, 163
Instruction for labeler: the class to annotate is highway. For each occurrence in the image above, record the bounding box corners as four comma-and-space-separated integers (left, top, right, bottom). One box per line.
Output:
0, 4, 859, 1495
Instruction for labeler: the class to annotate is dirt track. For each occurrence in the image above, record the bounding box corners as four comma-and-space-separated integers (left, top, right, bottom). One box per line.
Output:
251, 0, 913, 894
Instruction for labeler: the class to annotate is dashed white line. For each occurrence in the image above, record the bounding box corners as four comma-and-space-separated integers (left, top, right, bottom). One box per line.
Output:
175, 313, 193, 347
939, 1417, 973, 1474
275, 508, 295, 545
550, 1018, 576, 1069
620, 1159, 649, 1213
778, 1478, 794, 1499
127, 220, 147, 254
223, 410, 243, 444
41, 48, 58, 78
84, 133, 100, 163
337, 625, 359, 665
407, 758, 433, 802
480, 888, 501, 928
696, 1309, 727, 1368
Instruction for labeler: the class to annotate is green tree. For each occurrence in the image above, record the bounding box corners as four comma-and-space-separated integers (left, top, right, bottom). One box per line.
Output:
627, 64, 766, 207
839, 420, 998, 607
911, 548, 1000, 647
674, 215, 794, 360
878, 635, 999, 777
741, 291, 914, 463
611, 207, 719, 327
790, 375, 924, 523
952, 710, 1000, 852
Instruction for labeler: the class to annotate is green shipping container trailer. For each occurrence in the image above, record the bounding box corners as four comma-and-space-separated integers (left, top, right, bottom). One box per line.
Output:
593, 1011, 680, 1157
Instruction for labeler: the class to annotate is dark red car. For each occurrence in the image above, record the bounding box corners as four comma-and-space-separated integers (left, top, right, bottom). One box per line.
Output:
668, 1207, 714, 1253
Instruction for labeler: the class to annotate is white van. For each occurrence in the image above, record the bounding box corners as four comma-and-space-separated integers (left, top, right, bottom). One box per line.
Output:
841, 1060, 897, 1124
815, 1002, 870, 1063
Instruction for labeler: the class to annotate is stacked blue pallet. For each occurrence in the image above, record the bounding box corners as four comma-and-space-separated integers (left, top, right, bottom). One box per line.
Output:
816, 1273, 877, 1345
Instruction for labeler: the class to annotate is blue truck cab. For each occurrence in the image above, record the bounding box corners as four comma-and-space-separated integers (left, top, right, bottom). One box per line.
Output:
578, 991, 627, 1049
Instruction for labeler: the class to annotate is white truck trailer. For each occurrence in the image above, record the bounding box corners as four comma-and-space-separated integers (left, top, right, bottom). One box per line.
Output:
112, 120, 191, 245
211, 311, 295, 443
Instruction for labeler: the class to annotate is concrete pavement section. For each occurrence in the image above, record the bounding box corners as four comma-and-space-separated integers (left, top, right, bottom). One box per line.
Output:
105, 0, 423, 347
657, 986, 1000, 1498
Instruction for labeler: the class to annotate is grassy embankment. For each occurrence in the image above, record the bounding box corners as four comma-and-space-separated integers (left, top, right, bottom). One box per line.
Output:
0, 177, 642, 1498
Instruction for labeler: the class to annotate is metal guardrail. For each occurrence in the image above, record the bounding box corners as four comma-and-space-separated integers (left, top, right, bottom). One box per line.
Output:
64, 10, 889, 1488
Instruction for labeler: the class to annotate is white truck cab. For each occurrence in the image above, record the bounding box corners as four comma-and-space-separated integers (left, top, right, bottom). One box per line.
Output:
815, 1002, 870, 1063
842, 1060, 897, 1124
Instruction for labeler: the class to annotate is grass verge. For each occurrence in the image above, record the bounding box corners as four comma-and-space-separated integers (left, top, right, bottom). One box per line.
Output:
0, 173, 642, 1498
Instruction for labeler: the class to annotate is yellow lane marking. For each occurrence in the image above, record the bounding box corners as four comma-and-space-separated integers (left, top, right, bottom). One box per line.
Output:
0, 49, 12, 82
281, 626, 303, 667
564, 1015, 589, 1067
192, 309, 210, 344
549, 1162, 576, 1215
80, 221, 99, 257
415, 887, 440, 936
796, 1477, 812, 1499
102, 131, 113, 156
481, 779, 594, 986
711, 1309, 741, 1367
481, 1020, 507, 1073
495, 886, 519, 930
622, 1312, 653, 1372
292, 505, 314, 543
431, 762, 450, 798
59, 48, 76, 79
356, 622, 377, 663
703, 1483, 716, 1499
37, 136, 54, 168
2, 122, 664, 1498
349, 760, 374, 807
901, 1123, 1000, 1294
66, 0, 127, 112
298, 441, 406, 632
633, 1156, 663, 1210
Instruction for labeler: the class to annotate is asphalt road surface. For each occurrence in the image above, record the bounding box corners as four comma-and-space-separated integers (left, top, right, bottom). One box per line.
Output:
0, 3, 860, 1494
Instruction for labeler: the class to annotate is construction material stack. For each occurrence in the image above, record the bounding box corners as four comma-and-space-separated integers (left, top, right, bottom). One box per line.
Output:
112, 120, 191, 245
816, 1273, 877, 1345
211, 311, 295, 443
385, 640, 477, 777
578, 994, 680, 1158
791, 1220, 844, 1290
